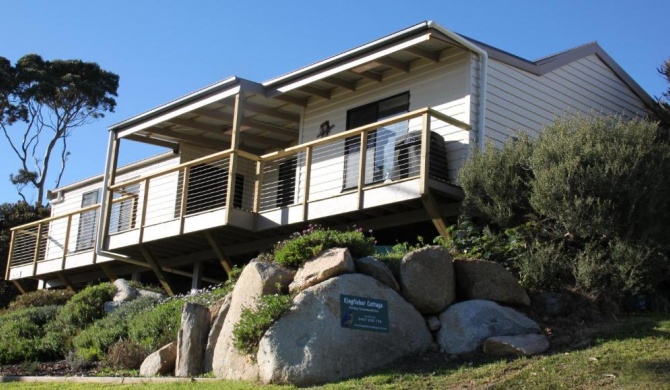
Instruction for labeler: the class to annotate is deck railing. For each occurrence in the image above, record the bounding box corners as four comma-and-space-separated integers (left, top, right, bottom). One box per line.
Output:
6, 107, 471, 274
5, 204, 100, 279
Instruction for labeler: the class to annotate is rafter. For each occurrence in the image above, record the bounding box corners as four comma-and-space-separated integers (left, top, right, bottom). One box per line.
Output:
125, 134, 179, 149
377, 57, 410, 72
149, 127, 230, 150
166, 117, 225, 134
297, 85, 331, 99
243, 102, 300, 123
273, 94, 308, 107
196, 109, 298, 138
322, 76, 357, 91
405, 46, 441, 62
348, 70, 382, 82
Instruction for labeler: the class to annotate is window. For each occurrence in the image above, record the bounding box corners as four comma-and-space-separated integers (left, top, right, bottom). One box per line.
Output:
76, 189, 100, 251
343, 93, 410, 189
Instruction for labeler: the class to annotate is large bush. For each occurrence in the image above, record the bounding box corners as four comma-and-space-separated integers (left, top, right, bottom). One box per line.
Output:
459, 136, 534, 227
0, 305, 60, 364
529, 116, 670, 241
458, 115, 670, 301
40, 283, 116, 358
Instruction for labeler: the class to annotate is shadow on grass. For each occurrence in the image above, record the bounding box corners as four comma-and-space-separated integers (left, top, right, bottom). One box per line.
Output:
363, 313, 670, 383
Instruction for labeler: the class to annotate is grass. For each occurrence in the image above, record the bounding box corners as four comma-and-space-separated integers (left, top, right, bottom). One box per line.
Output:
1, 313, 669, 389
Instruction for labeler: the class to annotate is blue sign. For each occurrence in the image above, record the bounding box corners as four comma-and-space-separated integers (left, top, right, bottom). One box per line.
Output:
340, 294, 389, 333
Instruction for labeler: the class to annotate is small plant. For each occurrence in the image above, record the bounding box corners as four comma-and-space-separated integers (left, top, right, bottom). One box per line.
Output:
72, 296, 158, 362
273, 225, 375, 269
232, 291, 292, 356
6, 289, 74, 311
105, 339, 146, 370
127, 297, 182, 352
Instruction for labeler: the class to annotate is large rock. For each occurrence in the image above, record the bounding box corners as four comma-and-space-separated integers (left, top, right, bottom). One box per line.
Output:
212, 261, 294, 380
113, 278, 138, 303
483, 334, 549, 356
289, 248, 355, 293
399, 246, 455, 314
437, 300, 540, 355
354, 256, 399, 291
204, 294, 232, 372
453, 259, 530, 306
175, 302, 210, 377
139, 341, 177, 377
257, 274, 433, 386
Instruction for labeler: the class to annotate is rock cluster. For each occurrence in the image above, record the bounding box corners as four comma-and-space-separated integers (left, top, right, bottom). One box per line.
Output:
139, 246, 547, 386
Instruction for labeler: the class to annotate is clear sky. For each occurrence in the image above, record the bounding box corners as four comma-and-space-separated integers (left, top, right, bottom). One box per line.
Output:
0, 0, 668, 205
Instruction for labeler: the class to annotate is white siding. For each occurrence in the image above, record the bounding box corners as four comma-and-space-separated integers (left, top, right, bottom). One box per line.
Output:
45, 155, 179, 262
297, 49, 473, 203
484, 54, 648, 147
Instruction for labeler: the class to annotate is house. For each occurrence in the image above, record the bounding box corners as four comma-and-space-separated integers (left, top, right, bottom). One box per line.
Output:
5, 21, 652, 295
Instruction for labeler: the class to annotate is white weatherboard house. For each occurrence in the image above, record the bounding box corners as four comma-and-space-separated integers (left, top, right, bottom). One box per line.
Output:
5, 21, 652, 294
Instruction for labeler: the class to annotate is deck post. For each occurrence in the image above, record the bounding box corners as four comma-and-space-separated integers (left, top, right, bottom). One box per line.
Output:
5, 230, 16, 280
421, 191, 450, 241
61, 215, 73, 270
302, 146, 312, 221
57, 272, 75, 293
138, 178, 150, 242
253, 160, 264, 213
225, 92, 244, 224
99, 134, 121, 252
139, 244, 175, 296
12, 280, 28, 295
419, 112, 431, 195
356, 131, 368, 209
191, 260, 202, 292
32, 223, 43, 276
204, 231, 233, 276
99, 263, 117, 282
178, 167, 190, 234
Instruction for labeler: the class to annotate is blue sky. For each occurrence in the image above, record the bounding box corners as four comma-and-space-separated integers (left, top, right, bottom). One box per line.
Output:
0, 0, 668, 205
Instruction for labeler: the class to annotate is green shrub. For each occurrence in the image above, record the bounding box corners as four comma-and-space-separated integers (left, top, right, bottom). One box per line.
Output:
40, 282, 116, 358
273, 225, 375, 269
0, 305, 60, 364
375, 237, 429, 275
127, 297, 182, 352
459, 136, 534, 227
6, 289, 74, 312
530, 115, 670, 242
458, 115, 670, 302
232, 293, 292, 356
72, 296, 158, 362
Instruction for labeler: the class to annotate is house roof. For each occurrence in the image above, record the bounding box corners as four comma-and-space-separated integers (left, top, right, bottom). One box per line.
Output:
109, 21, 653, 148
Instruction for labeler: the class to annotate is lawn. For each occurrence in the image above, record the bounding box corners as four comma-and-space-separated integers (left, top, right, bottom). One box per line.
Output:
2, 314, 669, 389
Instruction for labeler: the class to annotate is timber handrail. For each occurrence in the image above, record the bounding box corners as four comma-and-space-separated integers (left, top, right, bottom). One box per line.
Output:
10, 204, 100, 231
260, 107, 470, 162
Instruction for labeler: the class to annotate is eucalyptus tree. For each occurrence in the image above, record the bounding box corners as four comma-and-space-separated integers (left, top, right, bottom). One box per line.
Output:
0, 54, 119, 206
